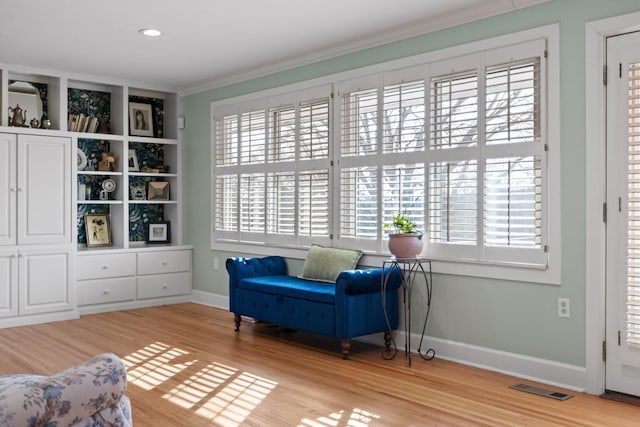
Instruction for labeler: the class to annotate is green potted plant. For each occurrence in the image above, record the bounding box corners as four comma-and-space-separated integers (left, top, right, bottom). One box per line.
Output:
383, 212, 424, 258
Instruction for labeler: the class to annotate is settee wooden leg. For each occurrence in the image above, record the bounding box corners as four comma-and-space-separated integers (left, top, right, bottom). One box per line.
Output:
341, 339, 351, 360
384, 330, 392, 352
233, 314, 241, 331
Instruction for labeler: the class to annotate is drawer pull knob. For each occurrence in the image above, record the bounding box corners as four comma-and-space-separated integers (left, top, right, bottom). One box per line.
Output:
102, 265, 109, 270
103, 289, 110, 294
163, 284, 168, 289
162, 261, 168, 266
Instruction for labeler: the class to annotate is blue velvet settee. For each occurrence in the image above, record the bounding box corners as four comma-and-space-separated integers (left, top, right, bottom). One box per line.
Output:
226, 255, 402, 359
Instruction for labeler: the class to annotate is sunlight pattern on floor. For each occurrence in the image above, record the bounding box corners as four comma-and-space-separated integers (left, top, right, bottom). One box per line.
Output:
299, 408, 381, 427
194, 370, 277, 426
125, 342, 193, 390
124, 342, 277, 426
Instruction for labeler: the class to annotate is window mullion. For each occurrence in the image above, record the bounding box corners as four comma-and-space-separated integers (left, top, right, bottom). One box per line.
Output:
376, 77, 384, 247
263, 108, 270, 235
294, 99, 301, 240
477, 56, 487, 256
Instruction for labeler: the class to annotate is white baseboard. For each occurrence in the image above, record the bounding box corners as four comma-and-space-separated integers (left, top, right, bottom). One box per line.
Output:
192, 291, 587, 392
358, 330, 587, 392
191, 289, 229, 310
0, 310, 79, 328
77, 295, 192, 316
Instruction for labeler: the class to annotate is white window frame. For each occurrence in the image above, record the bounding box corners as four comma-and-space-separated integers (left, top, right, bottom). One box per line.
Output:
211, 24, 560, 285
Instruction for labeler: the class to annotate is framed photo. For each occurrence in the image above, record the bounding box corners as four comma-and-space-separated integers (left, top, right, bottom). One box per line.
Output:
130, 184, 146, 200
128, 149, 139, 171
84, 214, 111, 247
148, 181, 170, 200
129, 102, 154, 137
146, 221, 170, 243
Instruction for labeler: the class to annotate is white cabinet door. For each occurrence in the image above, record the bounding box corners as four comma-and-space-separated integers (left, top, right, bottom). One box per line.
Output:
18, 247, 72, 315
0, 249, 18, 318
17, 135, 71, 245
0, 134, 17, 245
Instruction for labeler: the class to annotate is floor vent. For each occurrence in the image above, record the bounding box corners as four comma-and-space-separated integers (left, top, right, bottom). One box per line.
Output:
510, 383, 573, 400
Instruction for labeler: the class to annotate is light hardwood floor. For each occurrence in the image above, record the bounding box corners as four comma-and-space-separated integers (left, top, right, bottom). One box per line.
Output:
1, 303, 639, 426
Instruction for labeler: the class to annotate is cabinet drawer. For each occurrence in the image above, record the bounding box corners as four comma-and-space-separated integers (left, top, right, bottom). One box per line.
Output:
137, 250, 191, 275
77, 253, 136, 280
77, 277, 136, 306
137, 272, 191, 299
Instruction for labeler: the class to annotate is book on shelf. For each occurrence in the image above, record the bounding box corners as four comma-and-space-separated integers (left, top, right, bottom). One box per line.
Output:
67, 114, 100, 133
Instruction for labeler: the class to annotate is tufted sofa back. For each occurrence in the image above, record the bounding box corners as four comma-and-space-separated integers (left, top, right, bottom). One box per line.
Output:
227, 256, 287, 282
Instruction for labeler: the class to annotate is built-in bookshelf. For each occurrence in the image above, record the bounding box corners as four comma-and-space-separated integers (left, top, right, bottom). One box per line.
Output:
0, 64, 182, 251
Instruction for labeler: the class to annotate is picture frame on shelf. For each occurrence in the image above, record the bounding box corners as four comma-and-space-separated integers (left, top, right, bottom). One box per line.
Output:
129, 102, 154, 137
84, 214, 112, 247
130, 185, 146, 200
147, 181, 170, 200
128, 149, 139, 171
146, 221, 170, 244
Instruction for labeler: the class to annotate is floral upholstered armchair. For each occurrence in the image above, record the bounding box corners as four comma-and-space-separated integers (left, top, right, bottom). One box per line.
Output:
0, 352, 132, 426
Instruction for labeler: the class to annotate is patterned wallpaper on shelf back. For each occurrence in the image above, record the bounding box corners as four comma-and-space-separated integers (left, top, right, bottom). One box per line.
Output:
78, 139, 111, 172
129, 204, 165, 241
68, 88, 110, 128
130, 143, 165, 170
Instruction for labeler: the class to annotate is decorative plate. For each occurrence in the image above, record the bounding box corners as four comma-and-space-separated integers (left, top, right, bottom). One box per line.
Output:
102, 178, 116, 192
77, 148, 87, 171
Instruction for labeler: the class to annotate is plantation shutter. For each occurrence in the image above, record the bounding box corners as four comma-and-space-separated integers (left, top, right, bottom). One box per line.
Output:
267, 172, 295, 235
212, 86, 332, 247
337, 77, 382, 250
382, 79, 425, 153
340, 166, 378, 239
483, 57, 542, 249
429, 160, 477, 244
239, 111, 266, 164
212, 36, 551, 269
214, 174, 238, 232
485, 59, 540, 145
337, 70, 425, 251
298, 170, 329, 238
427, 56, 481, 259
483, 156, 542, 248
626, 62, 640, 346
340, 81, 378, 157
382, 163, 425, 233
214, 113, 240, 240
430, 71, 478, 149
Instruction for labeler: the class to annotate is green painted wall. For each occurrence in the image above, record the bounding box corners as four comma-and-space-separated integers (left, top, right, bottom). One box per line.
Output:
181, 0, 640, 366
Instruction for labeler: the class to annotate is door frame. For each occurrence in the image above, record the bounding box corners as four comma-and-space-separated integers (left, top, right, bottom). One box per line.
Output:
586, 10, 640, 395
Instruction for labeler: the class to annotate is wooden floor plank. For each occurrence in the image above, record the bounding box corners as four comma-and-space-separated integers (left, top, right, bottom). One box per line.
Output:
1, 303, 639, 426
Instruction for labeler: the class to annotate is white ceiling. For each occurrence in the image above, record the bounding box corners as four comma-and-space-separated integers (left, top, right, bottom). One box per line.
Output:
0, 0, 549, 93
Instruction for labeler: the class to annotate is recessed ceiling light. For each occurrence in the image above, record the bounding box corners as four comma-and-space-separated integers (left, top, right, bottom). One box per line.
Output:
139, 28, 163, 37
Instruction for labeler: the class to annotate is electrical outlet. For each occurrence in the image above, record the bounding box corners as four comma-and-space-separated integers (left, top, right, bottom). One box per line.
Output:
213, 257, 219, 270
558, 297, 570, 318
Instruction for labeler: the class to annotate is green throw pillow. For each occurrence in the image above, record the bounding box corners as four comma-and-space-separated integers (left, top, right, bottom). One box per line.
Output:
299, 244, 363, 283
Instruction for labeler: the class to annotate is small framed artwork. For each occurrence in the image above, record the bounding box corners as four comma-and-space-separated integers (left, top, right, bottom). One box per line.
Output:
84, 214, 112, 247
146, 221, 171, 243
129, 102, 154, 137
148, 181, 170, 200
128, 149, 139, 171
130, 184, 146, 200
